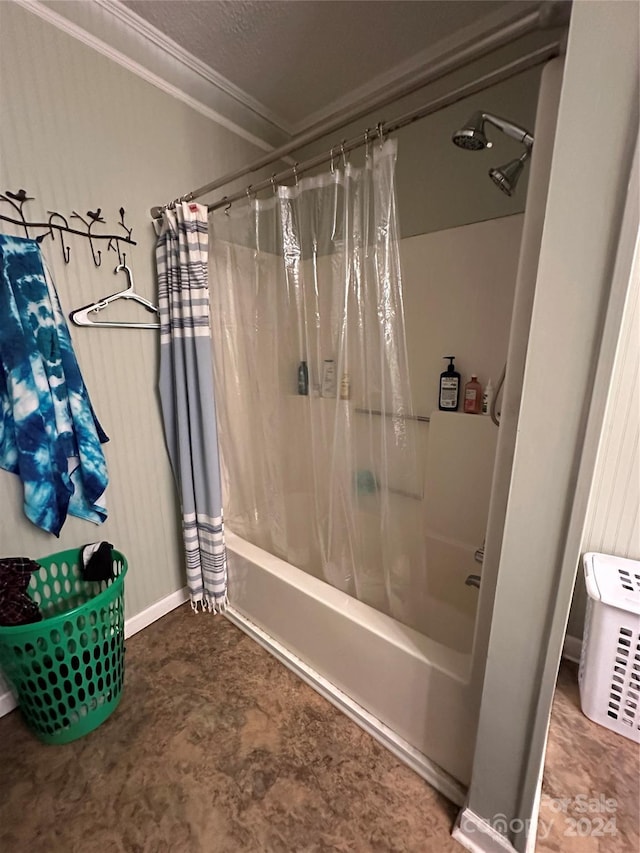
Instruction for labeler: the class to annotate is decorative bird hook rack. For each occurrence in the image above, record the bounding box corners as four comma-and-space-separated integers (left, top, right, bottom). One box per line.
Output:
0, 189, 136, 267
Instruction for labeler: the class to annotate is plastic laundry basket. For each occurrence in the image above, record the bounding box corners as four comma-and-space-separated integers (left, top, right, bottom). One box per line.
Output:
579, 552, 640, 743
0, 548, 127, 744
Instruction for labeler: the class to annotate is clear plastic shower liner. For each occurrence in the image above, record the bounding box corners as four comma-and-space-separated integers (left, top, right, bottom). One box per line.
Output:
210, 139, 428, 633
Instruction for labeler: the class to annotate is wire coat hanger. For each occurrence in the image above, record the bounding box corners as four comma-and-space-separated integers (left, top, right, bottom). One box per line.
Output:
69, 263, 160, 329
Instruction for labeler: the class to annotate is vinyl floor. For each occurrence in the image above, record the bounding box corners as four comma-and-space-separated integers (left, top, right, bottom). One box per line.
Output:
0, 605, 637, 852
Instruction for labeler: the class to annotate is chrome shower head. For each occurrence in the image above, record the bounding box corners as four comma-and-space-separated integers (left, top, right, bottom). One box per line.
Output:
451, 111, 489, 151
488, 151, 530, 197
452, 110, 534, 153
452, 110, 534, 194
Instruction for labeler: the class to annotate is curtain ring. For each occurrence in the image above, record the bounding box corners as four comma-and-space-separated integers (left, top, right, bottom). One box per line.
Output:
271, 173, 277, 194
364, 129, 370, 161
246, 185, 253, 201
341, 140, 348, 168
293, 163, 299, 185
223, 196, 231, 215
330, 147, 335, 174
377, 122, 385, 149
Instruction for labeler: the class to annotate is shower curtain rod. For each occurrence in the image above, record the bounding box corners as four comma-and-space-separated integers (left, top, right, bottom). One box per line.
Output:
206, 42, 560, 213
150, 3, 569, 218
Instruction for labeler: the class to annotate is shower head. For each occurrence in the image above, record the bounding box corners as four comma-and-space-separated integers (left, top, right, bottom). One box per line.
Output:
453, 109, 534, 196
451, 111, 489, 150
489, 151, 530, 197
452, 110, 534, 151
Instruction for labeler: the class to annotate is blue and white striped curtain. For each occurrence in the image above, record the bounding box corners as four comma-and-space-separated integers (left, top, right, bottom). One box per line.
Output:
155, 202, 227, 612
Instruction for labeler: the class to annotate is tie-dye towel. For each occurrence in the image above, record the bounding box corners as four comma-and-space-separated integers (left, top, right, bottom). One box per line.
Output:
0, 234, 109, 535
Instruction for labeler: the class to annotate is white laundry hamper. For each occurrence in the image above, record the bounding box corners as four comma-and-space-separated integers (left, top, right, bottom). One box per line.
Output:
579, 552, 640, 743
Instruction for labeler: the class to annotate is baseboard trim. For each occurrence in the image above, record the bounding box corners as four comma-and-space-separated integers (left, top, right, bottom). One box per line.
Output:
562, 634, 582, 664
0, 586, 189, 718
0, 686, 17, 718
453, 808, 518, 853
225, 604, 467, 807
123, 586, 189, 640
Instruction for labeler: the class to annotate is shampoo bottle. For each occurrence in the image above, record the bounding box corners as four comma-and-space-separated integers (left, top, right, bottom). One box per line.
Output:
464, 374, 482, 414
297, 360, 309, 395
321, 359, 337, 397
439, 356, 460, 411
481, 379, 493, 415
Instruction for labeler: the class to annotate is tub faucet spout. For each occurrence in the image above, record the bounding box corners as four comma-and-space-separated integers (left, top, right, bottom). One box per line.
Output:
465, 574, 481, 589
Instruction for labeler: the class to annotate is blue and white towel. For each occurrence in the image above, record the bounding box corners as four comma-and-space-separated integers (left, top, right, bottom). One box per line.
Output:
0, 234, 109, 535
156, 202, 227, 612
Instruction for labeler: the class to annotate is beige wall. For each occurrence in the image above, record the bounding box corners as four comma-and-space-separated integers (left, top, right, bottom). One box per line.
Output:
567, 232, 640, 638
294, 41, 548, 239
0, 3, 268, 622
393, 68, 541, 239
402, 215, 522, 416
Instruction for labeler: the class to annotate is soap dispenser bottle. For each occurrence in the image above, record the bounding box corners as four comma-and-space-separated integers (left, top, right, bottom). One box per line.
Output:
439, 356, 460, 411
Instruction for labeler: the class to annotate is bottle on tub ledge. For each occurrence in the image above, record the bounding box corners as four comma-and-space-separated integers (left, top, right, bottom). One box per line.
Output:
321, 359, 337, 397
438, 356, 461, 411
464, 374, 483, 414
297, 360, 309, 395
481, 378, 494, 416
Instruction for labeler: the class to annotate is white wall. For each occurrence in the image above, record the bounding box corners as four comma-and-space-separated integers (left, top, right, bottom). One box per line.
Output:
402, 215, 523, 416
0, 2, 269, 622
401, 216, 521, 625
567, 230, 640, 639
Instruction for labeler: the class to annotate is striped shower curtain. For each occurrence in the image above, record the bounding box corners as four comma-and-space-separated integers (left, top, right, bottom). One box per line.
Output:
155, 201, 227, 612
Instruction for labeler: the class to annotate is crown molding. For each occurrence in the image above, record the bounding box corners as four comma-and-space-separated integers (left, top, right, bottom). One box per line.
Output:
93, 0, 296, 137
15, 0, 547, 153
15, 0, 291, 152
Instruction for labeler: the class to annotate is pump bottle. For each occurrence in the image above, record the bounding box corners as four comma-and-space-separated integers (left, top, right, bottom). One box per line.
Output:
439, 356, 460, 411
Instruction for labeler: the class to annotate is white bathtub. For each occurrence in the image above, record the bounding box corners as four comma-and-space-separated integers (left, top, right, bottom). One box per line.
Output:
224, 531, 476, 799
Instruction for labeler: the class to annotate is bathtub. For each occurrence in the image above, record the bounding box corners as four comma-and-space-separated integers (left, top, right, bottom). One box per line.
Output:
224, 531, 477, 801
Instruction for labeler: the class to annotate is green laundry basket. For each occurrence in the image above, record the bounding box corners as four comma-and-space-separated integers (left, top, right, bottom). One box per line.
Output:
0, 548, 127, 744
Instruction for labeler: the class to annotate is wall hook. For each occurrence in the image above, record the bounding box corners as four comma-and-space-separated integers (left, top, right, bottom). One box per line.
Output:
46, 211, 71, 263
71, 208, 106, 267
107, 236, 125, 264
0, 191, 137, 267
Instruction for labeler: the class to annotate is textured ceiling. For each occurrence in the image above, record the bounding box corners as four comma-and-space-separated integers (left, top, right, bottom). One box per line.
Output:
123, 0, 511, 130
